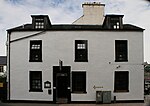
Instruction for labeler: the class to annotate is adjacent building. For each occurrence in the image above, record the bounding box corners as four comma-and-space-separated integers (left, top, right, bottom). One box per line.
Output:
0, 56, 7, 77
6, 2, 144, 103
0, 56, 7, 100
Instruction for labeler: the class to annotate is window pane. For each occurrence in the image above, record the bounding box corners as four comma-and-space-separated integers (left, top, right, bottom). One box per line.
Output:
30, 40, 42, 62
35, 21, 44, 29
72, 71, 86, 93
29, 71, 42, 92
114, 71, 129, 92
115, 40, 128, 62
110, 17, 120, 29
75, 40, 88, 62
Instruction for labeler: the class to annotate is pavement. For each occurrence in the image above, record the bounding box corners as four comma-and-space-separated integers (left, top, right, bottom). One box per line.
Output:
0, 102, 146, 106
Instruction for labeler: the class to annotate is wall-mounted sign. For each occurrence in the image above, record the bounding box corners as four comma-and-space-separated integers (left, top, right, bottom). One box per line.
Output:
93, 85, 103, 89
44, 81, 51, 88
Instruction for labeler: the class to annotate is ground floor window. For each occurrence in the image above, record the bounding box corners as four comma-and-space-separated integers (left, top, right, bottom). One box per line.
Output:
72, 71, 86, 93
29, 71, 43, 92
114, 71, 129, 92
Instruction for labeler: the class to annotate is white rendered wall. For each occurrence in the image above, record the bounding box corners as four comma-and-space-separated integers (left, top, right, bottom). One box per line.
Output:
9, 31, 144, 101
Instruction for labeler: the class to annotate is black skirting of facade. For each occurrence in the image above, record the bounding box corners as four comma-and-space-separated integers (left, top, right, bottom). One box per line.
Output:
4, 100, 144, 104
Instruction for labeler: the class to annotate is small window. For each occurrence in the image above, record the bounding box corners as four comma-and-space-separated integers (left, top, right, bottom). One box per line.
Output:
29, 40, 42, 62
35, 18, 44, 29
115, 40, 128, 62
35, 22, 44, 29
75, 40, 88, 62
110, 17, 120, 29
72, 71, 86, 93
29, 71, 43, 92
77, 44, 86, 49
114, 71, 129, 92
0, 66, 4, 72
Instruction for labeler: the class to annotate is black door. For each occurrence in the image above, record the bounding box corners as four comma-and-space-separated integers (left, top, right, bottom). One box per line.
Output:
53, 66, 71, 103
57, 75, 68, 98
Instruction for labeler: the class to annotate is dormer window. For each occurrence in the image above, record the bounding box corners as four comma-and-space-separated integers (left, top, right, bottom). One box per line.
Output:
35, 18, 44, 29
31, 15, 51, 30
102, 15, 123, 29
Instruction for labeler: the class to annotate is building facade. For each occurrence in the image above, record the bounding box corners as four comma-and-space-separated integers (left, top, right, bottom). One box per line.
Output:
7, 2, 144, 103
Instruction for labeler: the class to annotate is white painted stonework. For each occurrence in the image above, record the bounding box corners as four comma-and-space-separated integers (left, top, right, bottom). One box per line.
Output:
8, 30, 144, 101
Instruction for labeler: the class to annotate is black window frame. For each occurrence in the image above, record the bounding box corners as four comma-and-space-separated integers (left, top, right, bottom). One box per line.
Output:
115, 40, 128, 62
29, 40, 42, 62
114, 71, 129, 92
72, 71, 86, 93
75, 40, 88, 62
29, 71, 43, 92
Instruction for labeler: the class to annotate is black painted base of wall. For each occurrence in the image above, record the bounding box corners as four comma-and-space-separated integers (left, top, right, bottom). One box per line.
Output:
3, 100, 55, 104
71, 100, 144, 104
3, 100, 144, 104
114, 100, 144, 103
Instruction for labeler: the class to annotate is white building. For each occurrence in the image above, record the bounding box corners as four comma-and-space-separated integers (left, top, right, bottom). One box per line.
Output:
7, 2, 144, 103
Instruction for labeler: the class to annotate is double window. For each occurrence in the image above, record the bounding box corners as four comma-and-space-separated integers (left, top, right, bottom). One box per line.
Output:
75, 40, 88, 62
29, 71, 42, 92
115, 40, 128, 62
114, 71, 129, 92
29, 40, 42, 62
72, 71, 86, 93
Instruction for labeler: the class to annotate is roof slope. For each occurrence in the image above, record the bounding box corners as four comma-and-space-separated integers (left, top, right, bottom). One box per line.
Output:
7, 24, 144, 32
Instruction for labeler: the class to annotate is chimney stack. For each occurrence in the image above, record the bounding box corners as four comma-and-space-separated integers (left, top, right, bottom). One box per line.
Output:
73, 2, 105, 25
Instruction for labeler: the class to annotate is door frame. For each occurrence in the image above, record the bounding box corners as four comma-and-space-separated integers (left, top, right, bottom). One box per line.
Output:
53, 66, 71, 103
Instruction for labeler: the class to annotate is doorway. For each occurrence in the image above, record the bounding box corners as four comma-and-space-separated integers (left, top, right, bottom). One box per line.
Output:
53, 66, 71, 103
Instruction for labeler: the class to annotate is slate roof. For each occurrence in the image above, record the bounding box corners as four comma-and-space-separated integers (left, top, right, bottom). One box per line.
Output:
0, 56, 7, 65
7, 24, 144, 32
7, 14, 144, 32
